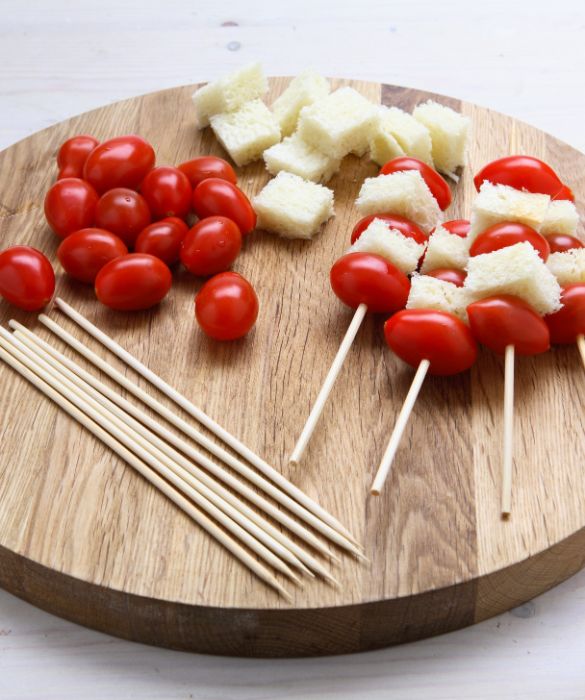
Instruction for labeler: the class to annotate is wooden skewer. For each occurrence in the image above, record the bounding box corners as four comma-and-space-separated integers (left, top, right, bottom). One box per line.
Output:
577, 333, 585, 368
371, 359, 430, 496
501, 343, 515, 518
289, 303, 368, 467
0, 342, 292, 602
53, 297, 359, 547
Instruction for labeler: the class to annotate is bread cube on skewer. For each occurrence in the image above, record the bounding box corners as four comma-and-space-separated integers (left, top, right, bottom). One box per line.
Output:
263, 132, 340, 183
406, 274, 471, 323
547, 249, 585, 285
272, 71, 331, 137
348, 218, 425, 274
420, 224, 469, 273
412, 100, 469, 176
541, 200, 581, 238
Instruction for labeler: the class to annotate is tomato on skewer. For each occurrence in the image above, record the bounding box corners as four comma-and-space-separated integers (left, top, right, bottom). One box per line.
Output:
440, 219, 470, 238
469, 222, 550, 261
380, 157, 452, 210
425, 268, 466, 287
351, 214, 426, 245
474, 155, 571, 200
545, 233, 583, 254
545, 284, 585, 344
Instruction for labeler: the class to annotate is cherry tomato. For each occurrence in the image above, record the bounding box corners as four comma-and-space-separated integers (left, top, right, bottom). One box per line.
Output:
426, 268, 467, 287
553, 184, 575, 202
180, 216, 241, 276
134, 218, 188, 265
474, 156, 567, 199
57, 135, 99, 179
57, 228, 128, 284
178, 156, 237, 188
140, 166, 192, 220
380, 157, 452, 210
83, 135, 155, 193
351, 214, 426, 245
384, 309, 477, 375
545, 233, 584, 254
94, 188, 151, 248
192, 179, 256, 235
439, 219, 470, 238
330, 253, 410, 313
545, 284, 585, 344
467, 295, 549, 355
0, 246, 55, 311
195, 272, 258, 340
95, 254, 172, 311
469, 222, 550, 261
44, 178, 99, 238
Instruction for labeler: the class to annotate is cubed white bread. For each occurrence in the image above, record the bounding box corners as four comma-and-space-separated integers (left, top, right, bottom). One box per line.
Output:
541, 200, 581, 238
253, 172, 334, 240
412, 100, 469, 175
464, 242, 562, 315
348, 219, 425, 274
297, 87, 379, 159
355, 170, 441, 233
271, 71, 330, 137
467, 182, 551, 244
192, 63, 267, 128
210, 100, 281, 167
420, 225, 469, 273
263, 132, 340, 183
369, 106, 432, 166
547, 249, 585, 285
406, 274, 471, 323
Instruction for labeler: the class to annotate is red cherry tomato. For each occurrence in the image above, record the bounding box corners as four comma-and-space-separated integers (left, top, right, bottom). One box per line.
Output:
195, 272, 259, 340
380, 157, 452, 210
57, 135, 99, 179
94, 188, 151, 248
426, 268, 467, 287
467, 295, 549, 355
95, 254, 172, 311
180, 216, 242, 276
439, 219, 470, 238
83, 135, 155, 193
192, 179, 256, 235
178, 156, 237, 188
545, 233, 584, 254
351, 214, 426, 245
384, 309, 478, 376
0, 246, 55, 311
44, 178, 99, 238
545, 284, 585, 344
553, 184, 575, 202
469, 222, 550, 261
140, 166, 192, 220
57, 228, 128, 284
134, 218, 188, 265
474, 156, 568, 199
330, 252, 410, 313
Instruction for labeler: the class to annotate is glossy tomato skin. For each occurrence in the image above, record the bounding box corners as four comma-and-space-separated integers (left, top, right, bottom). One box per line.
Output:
425, 268, 467, 287
467, 295, 549, 355
553, 184, 575, 202
192, 179, 256, 235
384, 309, 477, 375
474, 156, 566, 198
44, 177, 99, 238
0, 246, 55, 311
545, 233, 584, 254
440, 219, 470, 238
57, 228, 128, 284
178, 156, 237, 188
134, 218, 188, 265
350, 214, 426, 245
180, 216, 241, 276
94, 188, 151, 248
140, 166, 192, 220
57, 135, 99, 179
545, 284, 585, 344
195, 272, 258, 340
380, 157, 452, 210
469, 222, 550, 261
83, 135, 155, 193
95, 254, 172, 311
330, 253, 410, 313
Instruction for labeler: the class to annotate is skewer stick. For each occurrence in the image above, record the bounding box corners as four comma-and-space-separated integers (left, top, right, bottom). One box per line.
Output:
371, 359, 430, 495
53, 297, 358, 546
0, 343, 292, 602
502, 343, 515, 517
289, 303, 368, 467
577, 334, 585, 369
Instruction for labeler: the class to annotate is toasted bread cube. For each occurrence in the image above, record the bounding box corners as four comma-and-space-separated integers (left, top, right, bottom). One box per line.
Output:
297, 87, 379, 159
541, 200, 580, 238
272, 71, 330, 137
547, 249, 585, 285
369, 106, 432, 166
465, 242, 561, 315
263, 132, 340, 183
356, 170, 441, 233
253, 172, 334, 240
210, 100, 281, 167
192, 63, 268, 128
420, 225, 468, 273
406, 274, 471, 323
348, 219, 425, 274
412, 100, 469, 175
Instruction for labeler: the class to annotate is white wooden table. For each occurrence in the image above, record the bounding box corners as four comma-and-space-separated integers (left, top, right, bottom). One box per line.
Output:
1, 1, 585, 697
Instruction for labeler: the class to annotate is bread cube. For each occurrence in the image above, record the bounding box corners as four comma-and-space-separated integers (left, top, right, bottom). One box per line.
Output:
210, 100, 281, 167
348, 218, 425, 274
253, 172, 334, 240
272, 71, 330, 137
263, 132, 340, 183
192, 63, 267, 128
369, 106, 432, 167
547, 249, 585, 285
420, 225, 469, 273
297, 87, 379, 159
355, 170, 441, 233
406, 274, 471, 323
540, 200, 580, 238
465, 242, 562, 315
412, 100, 469, 175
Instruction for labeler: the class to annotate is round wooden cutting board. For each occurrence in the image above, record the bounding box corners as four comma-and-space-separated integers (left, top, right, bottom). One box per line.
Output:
0, 78, 584, 658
